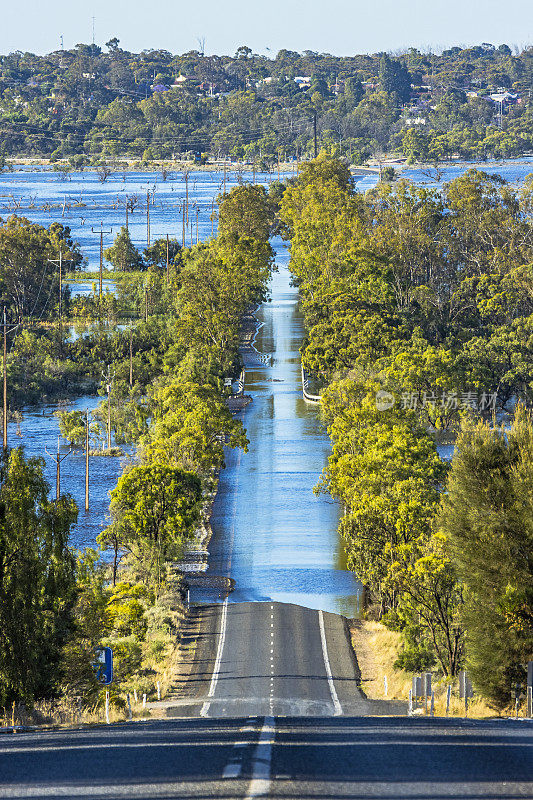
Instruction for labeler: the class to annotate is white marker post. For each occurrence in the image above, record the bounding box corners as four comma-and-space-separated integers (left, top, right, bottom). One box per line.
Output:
157, 681, 161, 701
105, 691, 110, 725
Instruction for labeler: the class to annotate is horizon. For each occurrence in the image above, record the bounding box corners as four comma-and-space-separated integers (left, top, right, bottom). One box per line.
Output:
2, 0, 532, 59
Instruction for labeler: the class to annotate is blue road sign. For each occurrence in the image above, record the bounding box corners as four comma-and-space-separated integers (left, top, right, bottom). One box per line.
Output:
93, 647, 113, 685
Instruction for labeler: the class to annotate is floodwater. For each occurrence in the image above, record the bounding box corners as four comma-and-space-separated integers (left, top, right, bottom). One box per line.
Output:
1, 160, 531, 609
207, 237, 361, 616
0, 167, 291, 268
0, 168, 293, 552
6, 396, 129, 549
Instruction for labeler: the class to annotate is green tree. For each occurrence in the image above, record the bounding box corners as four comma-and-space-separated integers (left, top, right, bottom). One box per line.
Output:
0, 449, 78, 706
217, 184, 275, 241
379, 53, 412, 103
108, 464, 202, 567
104, 226, 143, 272
143, 237, 182, 271
141, 381, 248, 479
439, 409, 533, 707
401, 127, 429, 163
56, 409, 86, 446
0, 216, 77, 320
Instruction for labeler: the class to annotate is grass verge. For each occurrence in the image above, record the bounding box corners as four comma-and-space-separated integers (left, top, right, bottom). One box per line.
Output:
350, 619, 502, 719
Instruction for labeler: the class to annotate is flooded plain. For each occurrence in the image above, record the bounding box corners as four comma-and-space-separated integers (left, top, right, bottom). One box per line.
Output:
2, 159, 532, 612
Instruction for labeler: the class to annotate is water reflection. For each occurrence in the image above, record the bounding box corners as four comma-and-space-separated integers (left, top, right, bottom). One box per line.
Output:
205, 238, 362, 617
7, 396, 130, 550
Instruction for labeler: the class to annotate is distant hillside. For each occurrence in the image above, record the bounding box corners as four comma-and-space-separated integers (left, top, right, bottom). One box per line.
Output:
0, 42, 532, 164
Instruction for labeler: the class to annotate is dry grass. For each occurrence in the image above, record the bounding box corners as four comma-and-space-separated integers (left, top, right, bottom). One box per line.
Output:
350, 619, 503, 719
0, 613, 190, 730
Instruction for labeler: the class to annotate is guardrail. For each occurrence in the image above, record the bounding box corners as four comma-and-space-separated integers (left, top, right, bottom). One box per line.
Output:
301, 365, 322, 404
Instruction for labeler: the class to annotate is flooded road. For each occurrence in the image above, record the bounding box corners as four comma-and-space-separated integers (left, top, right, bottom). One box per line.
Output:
207, 238, 361, 617
3, 160, 530, 610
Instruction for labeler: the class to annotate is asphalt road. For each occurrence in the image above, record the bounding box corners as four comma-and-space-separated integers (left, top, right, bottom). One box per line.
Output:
1, 601, 531, 798
162, 601, 391, 717
1, 715, 531, 798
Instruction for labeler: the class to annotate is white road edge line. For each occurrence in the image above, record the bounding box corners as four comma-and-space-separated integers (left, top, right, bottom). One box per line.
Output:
200, 598, 228, 717
318, 609, 343, 716
245, 715, 275, 799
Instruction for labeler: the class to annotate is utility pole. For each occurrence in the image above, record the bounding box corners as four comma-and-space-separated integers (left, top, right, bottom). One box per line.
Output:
277, 150, 280, 182
196, 208, 199, 244
48, 249, 73, 354
223, 160, 227, 195
85, 408, 90, 511
103, 366, 114, 450
185, 172, 189, 225
146, 190, 151, 247
166, 234, 170, 282
144, 285, 149, 322
182, 201, 186, 247
91, 224, 112, 298
59, 252, 63, 344
45, 436, 71, 501
2, 308, 7, 451
253, 163, 256, 184
125, 195, 129, 232
313, 111, 318, 158
129, 327, 133, 386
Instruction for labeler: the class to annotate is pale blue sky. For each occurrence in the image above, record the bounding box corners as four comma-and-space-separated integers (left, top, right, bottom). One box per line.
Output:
3, 0, 532, 56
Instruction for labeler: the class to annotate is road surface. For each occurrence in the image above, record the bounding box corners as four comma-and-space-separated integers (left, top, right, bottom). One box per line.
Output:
1, 715, 531, 798
162, 601, 385, 718
1, 602, 532, 798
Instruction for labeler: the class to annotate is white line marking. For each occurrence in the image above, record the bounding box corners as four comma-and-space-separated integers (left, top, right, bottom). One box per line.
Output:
245, 716, 275, 799
200, 599, 228, 717
318, 609, 342, 716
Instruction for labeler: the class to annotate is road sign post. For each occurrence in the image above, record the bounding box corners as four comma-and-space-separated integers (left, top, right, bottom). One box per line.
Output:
527, 661, 533, 719
93, 646, 113, 686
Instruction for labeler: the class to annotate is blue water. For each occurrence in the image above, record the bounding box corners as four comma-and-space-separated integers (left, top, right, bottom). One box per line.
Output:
206, 237, 360, 616
401, 157, 533, 188
0, 167, 293, 272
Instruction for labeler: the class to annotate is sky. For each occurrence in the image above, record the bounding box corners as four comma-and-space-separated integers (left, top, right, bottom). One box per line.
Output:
1, 0, 532, 57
